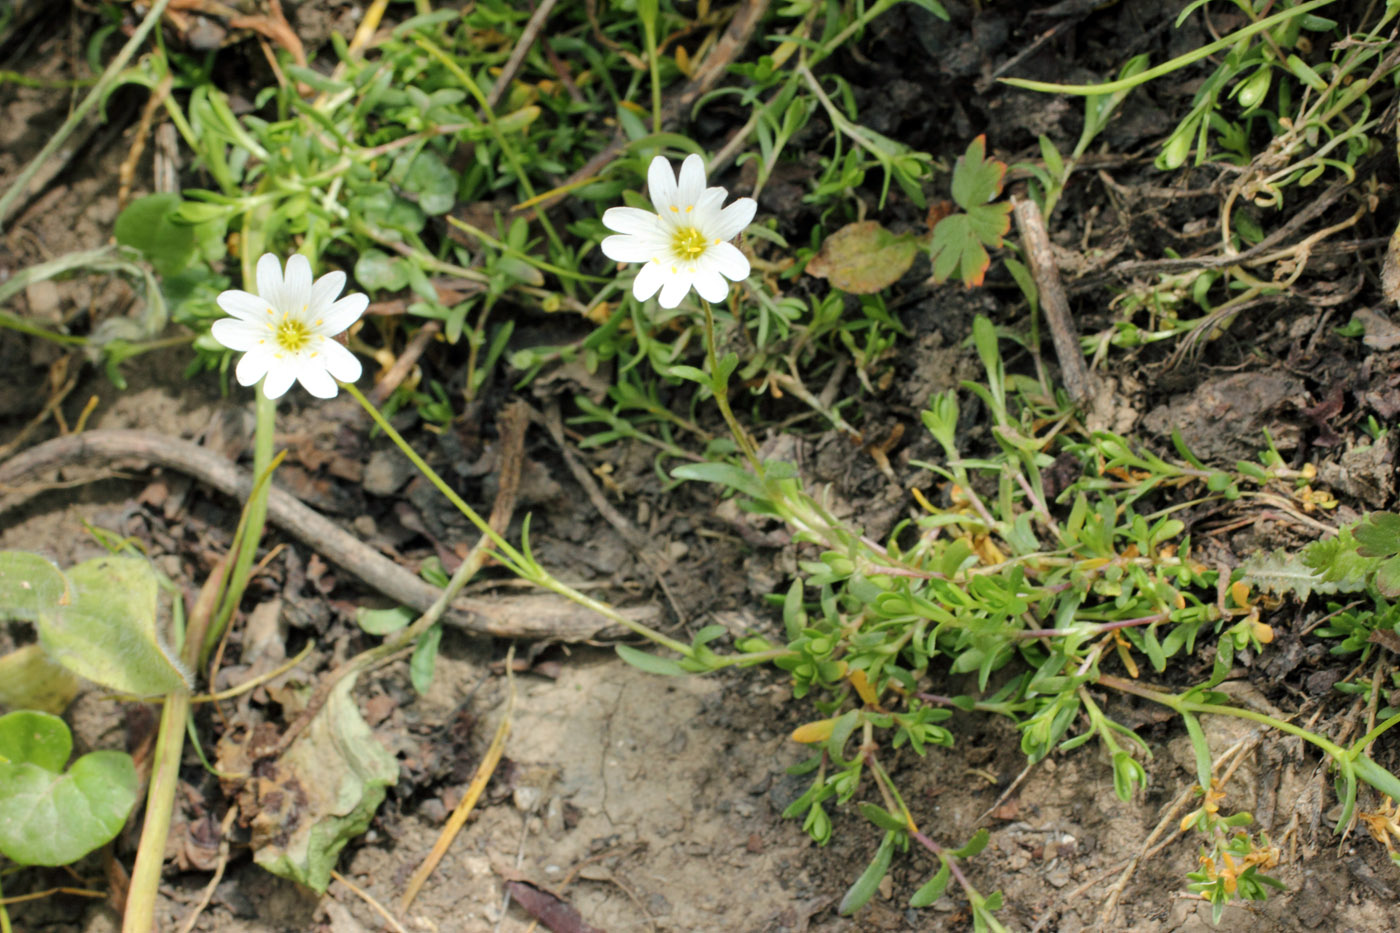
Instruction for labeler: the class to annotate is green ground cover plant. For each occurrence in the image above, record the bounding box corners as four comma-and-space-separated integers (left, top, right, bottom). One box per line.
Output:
3, 0, 1400, 929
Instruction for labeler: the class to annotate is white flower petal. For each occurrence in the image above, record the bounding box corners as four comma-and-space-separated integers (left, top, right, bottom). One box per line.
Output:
601, 233, 669, 263
658, 269, 695, 309
283, 255, 313, 316
256, 253, 283, 309
676, 154, 706, 210
692, 268, 729, 302
707, 241, 751, 282
235, 347, 273, 387
296, 364, 338, 399
602, 206, 663, 238
211, 318, 267, 352
319, 338, 362, 383
647, 155, 678, 212
310, 270, 347, 313
712, 197, 757, 241
632, 261, 667, 302
261, 357, 298, 400
318, 293, 368, 336
216, 289, 270, 324
693, 187, 727, 223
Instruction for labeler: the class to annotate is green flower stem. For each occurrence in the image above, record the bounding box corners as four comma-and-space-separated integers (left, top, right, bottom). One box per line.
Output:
205, 386, 277, 663
0, 0, 172, 229
1001, 0, 1335, 96
0, 870, 9, 933
120, 687, 190, 933
639, 0, 663, 135
341, 382, 693, 656
699, 300, 760, 472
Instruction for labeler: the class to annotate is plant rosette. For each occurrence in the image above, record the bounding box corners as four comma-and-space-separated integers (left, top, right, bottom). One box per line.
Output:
600, 153, 756, 309
211, 253, 368, 399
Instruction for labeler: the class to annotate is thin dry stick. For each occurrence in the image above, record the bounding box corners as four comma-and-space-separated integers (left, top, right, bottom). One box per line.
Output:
400, 644, 516, 911
0, 430, 641, 642
368, 320, 441, 406
331, 869, 409, 933
174, 806, 238, 933
1012, 197, 1094, 406
485, 0, 562, 112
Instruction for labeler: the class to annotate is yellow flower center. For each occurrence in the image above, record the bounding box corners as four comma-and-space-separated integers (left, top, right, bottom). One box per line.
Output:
672, 226, 707, 260
275, 316, 311, 352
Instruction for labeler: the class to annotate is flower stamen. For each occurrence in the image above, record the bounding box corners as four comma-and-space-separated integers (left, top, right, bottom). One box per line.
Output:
673, 226, 708, 260
275, 318, 311, 352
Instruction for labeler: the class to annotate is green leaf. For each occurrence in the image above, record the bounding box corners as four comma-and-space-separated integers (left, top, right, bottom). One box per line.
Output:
0, 645, 81, 714
909, 860, 951, 908
398, 149, 457, 216
839, 831, 895, 915
1354, 513, 1400, 558
251, 678, 398, 891
858, 802, 909, 832
0, 710, 71, 772
950, 135, 1007, 210
951, 827, 990, 858
34, 556, 189, 697
355, 249, 410, 292
356, 605, 416, 635
0, 712, 137, 866
0, 550, 70, 620
615, 644, 688, 676
805, 221, 918, 294
114, 193, 198, 277
410, 624, 442, 694
670, 462, 767, 500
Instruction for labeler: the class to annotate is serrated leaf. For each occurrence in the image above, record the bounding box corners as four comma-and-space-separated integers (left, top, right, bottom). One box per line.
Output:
806, 221, 918, 294
1354, 513, 1400, 558
1304, 528, 1383, 589
929, 137, 1012, 288
1377, 557, 1400, 598
1239, 549, 1349, 602
0, 712, 137, 866
34, 556, 189, 697
950, 136, 1006, 209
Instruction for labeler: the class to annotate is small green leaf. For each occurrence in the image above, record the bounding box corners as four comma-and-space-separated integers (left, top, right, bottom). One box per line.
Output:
615, 644, 688, 676
0, 710, 71, 772
410, 624, 442, 694
951, 827, 990, 858
858, 802, 909, 832
0, 712, 137, 866
356, 605, 416, 635
1354, 513, 1400, 558
839, 831, 895, 915
909, 860, 951, 908
114, 194, 198, 277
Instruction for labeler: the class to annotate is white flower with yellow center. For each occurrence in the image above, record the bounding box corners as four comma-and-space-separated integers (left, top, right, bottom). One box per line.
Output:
211, 253, 367, 400
600, 153, 756, 309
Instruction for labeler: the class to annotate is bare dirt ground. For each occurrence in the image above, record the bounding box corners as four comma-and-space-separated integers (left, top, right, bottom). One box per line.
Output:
3, 2, 1400, 932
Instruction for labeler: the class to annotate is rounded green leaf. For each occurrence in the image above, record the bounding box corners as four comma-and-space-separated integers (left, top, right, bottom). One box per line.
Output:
0, 550, 71, 620
0, 749, 137, 865
0, 710, 71, 772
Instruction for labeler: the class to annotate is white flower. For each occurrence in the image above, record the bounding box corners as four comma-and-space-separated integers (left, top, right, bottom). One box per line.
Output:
600, 153, 756, 309
211, 253, 367, 400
